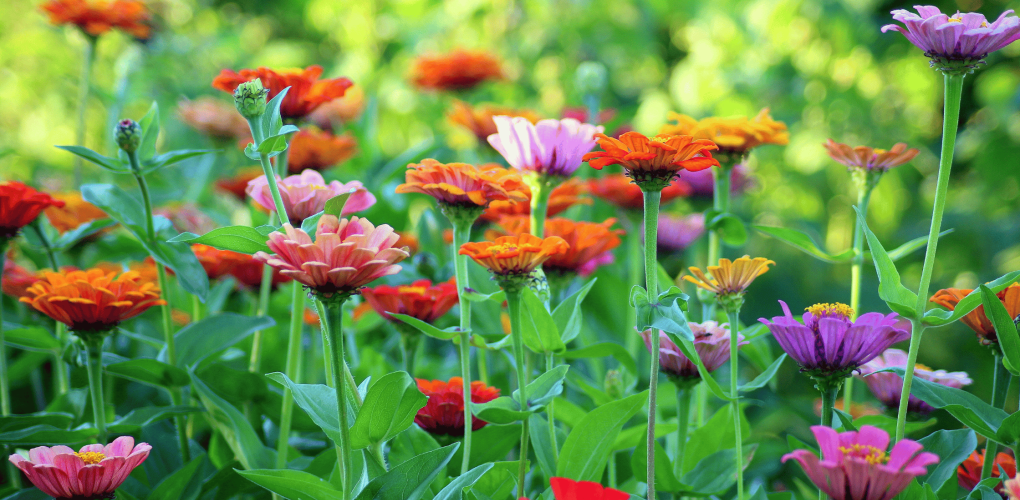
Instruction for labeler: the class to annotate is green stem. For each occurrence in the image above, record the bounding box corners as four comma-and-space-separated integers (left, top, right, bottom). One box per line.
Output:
529, 176, 551, 238
248, 260, 275, 374
276, 281, 305, 469
506, 289, 530, 498
820, 386, 838, 428
673, 387, 691, 479
451, 218, 476, 474
896, 72, 965, 442
727, 307, 744, 500
258, 153, 290, 225
845, 187, 872, 410
545, 352, 559, 462
29, 224, 70, 396
979, 354, 1009, 481
626, 211, 643, 364
478, 348, 488, 384
703, 164, 732, 322
399, 333, 418, 375
85, 339, 107, 443
642, 188, 661, 500
0, 250, 19, 490
73, 36, 95, 188
324, 298, 353, 500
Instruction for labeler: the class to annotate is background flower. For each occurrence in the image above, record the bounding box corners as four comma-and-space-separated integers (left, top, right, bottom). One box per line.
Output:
0, 182, 65, 240
9, 436, 151, 500
212, 66, 353, 119
21, 268, 164, 333
411, 49, 503, 91
361, 278, 458, 324
487, 116, 603, 177
414, 377, 500, 436
247, 170, 376, 226
641, 321, 742, 383
40, 0, 150, 39
857, 348, 972, 414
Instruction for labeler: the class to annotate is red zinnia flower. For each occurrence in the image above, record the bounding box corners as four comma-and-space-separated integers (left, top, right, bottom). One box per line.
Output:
40, 0, 151, 39
411, 50, 503, 91
414, 377, 500, 436
585, 174, 691, 210
2, 258, 38, 299
287, 128, 358, 173
216, 167, 264, 201
21, 268, 165, 333
959, 450, 1016, 495
212, 66, 353, 120
0, 182, 65, 240
361, 278, 458, 324
520, 477, 629, 500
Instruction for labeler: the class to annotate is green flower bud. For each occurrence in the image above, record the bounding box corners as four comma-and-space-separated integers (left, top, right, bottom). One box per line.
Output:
114, 119, 142, 153
575, 62, 608, 98
233, 79, 269, 119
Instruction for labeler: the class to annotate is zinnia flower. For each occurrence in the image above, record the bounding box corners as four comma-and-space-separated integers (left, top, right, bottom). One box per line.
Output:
308, 85, 365, 128
519, 477, 629, 500
930, 284, 1020, 347
44, 193, 108, 234
40, 0, 151, 39
782, 425, 939, 500
395, 159, 527, 213
657, 213, 705, 253
487, 116, 603, 178
228, 258, 291, 290
20, 268, 165, 334
494, 216, 622, 277
411, 50, 503, 91
585, 174, 691, 209
9, 436, 151, 500
881, 7, 1020, 70
459, 233, 569, 278
584, 132, 720, 189
216, 167, 263, 201
958, 450, 1016, 495
480, 178, 590, 222
254, 215, 410, 299
2, 258, 38, 299
247, 169, 375, 226
659, 109, 788, 158
394, 232, 420, 255
212, 66, 353, 119
857, 348, 972, 415
824, 140, 920, 173
448, 100, 541, 141
1005, 476, 1020, 500
813, 399, 883, 419
683, 256, 774, 309
360, 278, 459, 324
760, 302, 910, 381
682, 163, 752, 198
154, 203, 217, 235
0, 181, 65, 241
191, 244, 258, 281
287, 128, 357, 173
177, 97, 250, 140
414, 377, 500, 436
640, 321, 743, 387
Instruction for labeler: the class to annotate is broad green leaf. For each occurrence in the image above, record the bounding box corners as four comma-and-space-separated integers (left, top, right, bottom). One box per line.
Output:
754, 225, 853, 263
557, 391, 646, 482
740, 354, 787, 392
267, 373, 344, 444
563, 342, 636, 375
464, 461, 517, 500
388, 425, 440, 471
146, 454, 205, 500
683, 404, 750, 476
301, 211, 324, 236
917, 429, 977, 492
166, 313, 274, 368
55, 146, 126, 173
109, 405, 202, 433
191, 371, 274, 470
472, 365, 569, 424
433, 463, 494, 500
350, 372, 428, 449
633, 286, 693, 341
966, 485, 1003, 500
923, 271, 1020, 326
168, 226, 271, 255
238, 469, 340, 500
707, 212, 747, 246
528, 414, 558, 478
81, 183, 151, 238
324, 191, 355, 217
552, 278, 596, 343
51, 218, 116, 250
892, 368, 1008, 444
355, 443, 460, 500
521, 287, 565, 354
149, 234, 210, 301
137, 101, 160, 161
980, 285, 1020, 375
0, 413, 74, 432
855, 207, 918, 318
451, 423, 522, 473
682, 446, 755, 495
3, 327, 59, 352
106, 358, 190, 388
256, 133, 291, 155
391, 313, 462, 340
1, 488, 51, 500
258, 88, 292, 144
996, 411, 1020, 444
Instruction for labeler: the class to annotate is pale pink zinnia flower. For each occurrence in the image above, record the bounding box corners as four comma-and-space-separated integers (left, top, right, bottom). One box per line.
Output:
254, 215, 410, 299
783, 425, 939, 500
640, 321, 744, 387
246, 169, 376, 226
882, 6, 1020, 68
1005, 476, 1020, 500
487, 116, 604, 177
9, 436, 151, 500
857, 348, 972, 415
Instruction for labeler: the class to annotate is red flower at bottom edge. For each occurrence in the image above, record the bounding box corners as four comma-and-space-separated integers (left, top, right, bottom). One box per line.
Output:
414, 377, 499, 436
958, 450, 1016, 496
519, 477, 630, 500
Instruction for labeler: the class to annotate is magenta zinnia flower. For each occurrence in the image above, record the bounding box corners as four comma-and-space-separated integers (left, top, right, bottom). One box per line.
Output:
487, 116, 603, 178
254, 215, 410, 299
881, 6, 1020, 69
9, 436, 151, 500
656, 213, 705, 253
681, 162, 752, 198
247, 169, 376, 226
640, 321, 744, 387
760, 301, 910, 381
857, 348, 972, 415
783, 425, 939, 500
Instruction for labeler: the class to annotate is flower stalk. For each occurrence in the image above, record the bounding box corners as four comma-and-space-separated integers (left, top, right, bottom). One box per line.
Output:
980, 354, 1009, 481
451, 215, 477, 474
673, 387, 692, 479
642, 188, 662, 500
84, 338, 107, 443
27, 223, 70, 395
322, 297, 353, 500
505, 288, 530, 498
726, 307, 744, 500
844, 183, 873, 409
0, 249, 18, 489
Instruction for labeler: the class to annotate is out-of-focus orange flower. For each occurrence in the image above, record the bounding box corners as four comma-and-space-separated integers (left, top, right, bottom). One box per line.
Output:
287, 128, 357, 173
396, 159, 528, 209
212, 66, 353, 120
414, 377, 500, 436
442, 229, 454, 245
585, 174, 691, 210
460, 233, 569, 276
684, 256, 775, 297
44, 192, 107, 234
21, 268, 165, 334
411, 50, 503, 91
660, 109, 788, 157
216, 167, 263, 201
958, 451, 1016, 494
177, 97, 250, 140
823, 139, 920, 173
481, 179, 591, 222
190, 244, 255, 281
154, 203, 217, 235
40, 0, 151, 39
0, 181, 65, 240
448, 100, 541, 141
303, 308, 320, 326
931, 284, 1020, 347
2, 259, 38, 299
229, 258, 291, 290
395, 232, 420, 255
308, 85, 366, 129
496, 217, 622, 276
95, 259, 159, 284
812, 398, 881, 419
171, 309, 191, 326
584, 132, 720, 188
361, 278, 458, 324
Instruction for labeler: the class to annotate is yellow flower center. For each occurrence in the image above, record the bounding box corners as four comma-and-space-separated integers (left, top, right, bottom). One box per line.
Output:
75, 451, 106, 465
397, 286, 428, 295
805, 302, 854, 320
839, 444, 889, 464
872, 148, 887, 155
489, 243, 519, 254
915, 363, 932, 371
947, 16, 962, 23
651, 136, 671, 143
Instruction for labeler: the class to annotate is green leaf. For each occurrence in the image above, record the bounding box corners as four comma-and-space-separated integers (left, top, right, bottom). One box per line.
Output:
563, 342, 637, 375
0, 425, 97, 446
923, 271, 1020, 326
191, 371, 275, 470
754, 225, 853, 263
966, 485, 1003, 500
51, 218, 116, 250
355, 443, 460, 500
301, 211, 324, 235
707, 211, 747, 246
146, 454, 206, 500
663, 329, 734, 402
81, 183, 151, 238
3, 327, 59, 352
681, 446, 755, 495
150, 235, 210, 301
168, 226, 271, 255
683, 404, 750, 476
238, 469, 341, 500
324, 191, 355, 217
142, 149, 219, 174
552, 278, 596, 343
464, 461, 517, 500
109, 405, 202, 433
433, 463, 495, 500
891, 367, 1008, 444
257, 133, 291, 155
350, 372, 428, 449
631, 430, 685, 492
980, 285, 1020, 375
473, 365, 569, 424
0, 413, 74, 432
633, 286, 693, 341
391, 313, 462, 340
852, 414, 935, 436
887, 230, 953, 262
557, 391, 646, 482
266, 373, 344, 445
55, 146, 127, 173
739, 354, 787, 392
137, 101, 160, 161
997, 410, 1020, 444
259, 88, 291, 142
855, 207, 918, 318
106, 358, 190, 388
521, 287, 565, 354
167, 313, 275, 368
917, 429, 977, 492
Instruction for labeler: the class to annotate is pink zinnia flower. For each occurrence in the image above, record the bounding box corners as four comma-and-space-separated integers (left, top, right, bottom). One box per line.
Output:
640, 321, 744, 386
881, 6, 1020, 67
9, 436, 151, 500
783, 425, 939, 500
656, 213, 705, 253
857, 348, 972, 415
487, 116, 603, 178
254, 215, 409, 299
1005, 476, 1020, 500
246, 169, 376, 226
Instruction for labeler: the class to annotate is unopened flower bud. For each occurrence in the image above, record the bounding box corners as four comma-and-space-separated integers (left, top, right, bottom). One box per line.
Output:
605, 370, 623, 399
575, 62, 608, 98
114, 119, 142, 153
233, 79, 269, 119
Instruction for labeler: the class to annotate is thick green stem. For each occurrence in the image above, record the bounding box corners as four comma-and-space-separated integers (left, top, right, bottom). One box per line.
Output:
276, 281, 305, 469
727, 307, 744, 500
545, 352, 559, 462
896, 72, 965, 442
673, 387, 692, 479
400, 333, 418, 375
642, 189, 662, 500
529, 177, 552, 238
85, 339, 107, 443
451, 218, 476, 474
820, 386, 838, 428
73, 36, 95, 188
845, 187, 872, 410
506, 289, 530, 498
478, 348, 488, 384
980, 355, 1009, 481
324, 298, 353, 500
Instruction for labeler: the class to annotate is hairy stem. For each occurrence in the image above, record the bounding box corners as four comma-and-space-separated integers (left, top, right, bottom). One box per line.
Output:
507, 289, 530, 497
85, 339, 107, 443
727, 307, 744, 500
844, 187, 873, 410
324, 298, 352, 500
546, 352, 559, 462
643, 188, 662, 500
451, 218, 476, 474
276, 281, 305, 469
673, 387, 692, 479
0, 250, 19, 488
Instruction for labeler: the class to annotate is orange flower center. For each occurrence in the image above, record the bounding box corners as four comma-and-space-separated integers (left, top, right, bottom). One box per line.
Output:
806, 302, 854, 321
838, 444, 889, 464
397, 286, 428, 295
75, 451, 106, 465
915, 362, 933, 371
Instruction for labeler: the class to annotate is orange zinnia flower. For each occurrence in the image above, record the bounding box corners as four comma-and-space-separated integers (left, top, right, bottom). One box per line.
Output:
212, 66, 353, 120
394, 232, 420, 255
94, 259, 160, 285
481, 178, 591, 222
396, 159, 528, 209
308, 85, 366, 128
930, 284, 1020, 347
40, 0, 151, 39
958, 451, 1016, 494
584, 132, 720, 189
191, 244, 254, 281
361, 278, 458, 324
411, 50, 503, 91
216, 167, 264, 201
2, 258, 38, 299
447, 100, 541, 141
460, 233, 569, 277
0, 181, 65, 240
414, 377, 500, 436
496, 217, 622, 276
684, 256, 774, 302
177, 97, 250, 140
21, 268, 165, 334
287, 128, 357, 173
585, 174, 691, 210
660, 109, 788, 157
44, 192, 107, 234
823, 140, 920, 173
228, 258, 291, 290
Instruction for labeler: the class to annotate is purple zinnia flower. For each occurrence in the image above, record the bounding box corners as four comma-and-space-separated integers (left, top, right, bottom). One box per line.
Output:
882, 6, 1020, 70
640, 321, 745, 388
760, 301, 910, 382
656, 213, 705, 253
487, 116, 603, 177
857, 348, 972, 415
682, 162, 752, 198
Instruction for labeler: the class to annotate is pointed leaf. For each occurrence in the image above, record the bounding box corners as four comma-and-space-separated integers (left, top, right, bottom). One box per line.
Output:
553, 279, 596, 343
168, 226, 271, 255
55, 146, 127, 173
855, 207, 918, 318
238, 469, 340, 500
917, 429, 977, 492
324, 191, 354, 217
472, 365, 569, 424
521, 287, 564, 354
739, 354, 787, 392
391, 313, 462, 340
979, 285, 1020, 375
354, 443, 460, 500
754, 225, 853, 263
137, 101, 160, 161
891, 367, 1008, 443
51, 218, 116, 250
557, 391, 646, 482
350, 372, 428, 449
